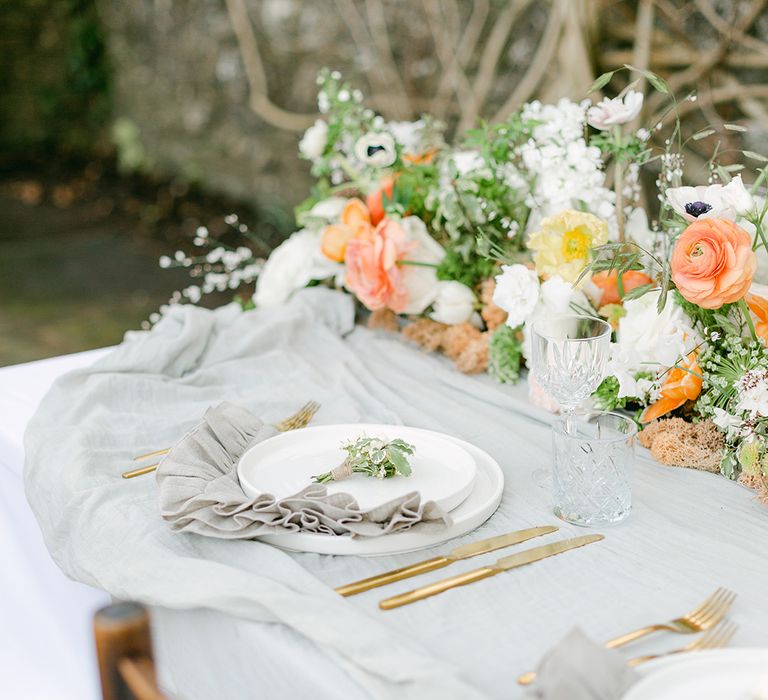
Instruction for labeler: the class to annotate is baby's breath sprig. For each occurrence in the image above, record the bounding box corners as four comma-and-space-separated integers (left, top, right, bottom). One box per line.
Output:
312, 436, 415, 483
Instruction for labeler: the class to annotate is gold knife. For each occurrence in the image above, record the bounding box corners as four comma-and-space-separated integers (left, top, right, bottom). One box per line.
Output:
335, 526, 558, 597
378, 534, 604, 610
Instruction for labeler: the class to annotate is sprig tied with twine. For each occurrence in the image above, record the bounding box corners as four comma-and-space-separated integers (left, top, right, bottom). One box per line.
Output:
312, 436, 415, 483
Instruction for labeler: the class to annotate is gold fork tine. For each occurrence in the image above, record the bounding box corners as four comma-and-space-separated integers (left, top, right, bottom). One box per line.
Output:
690, 588, 735, 629
517, 588, 737, 686
627, 620, 737, 667
124, 401, 321, 478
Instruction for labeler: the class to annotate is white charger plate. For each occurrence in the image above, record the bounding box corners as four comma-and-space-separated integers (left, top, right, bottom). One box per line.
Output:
239, 424, 477, 512
238, 426, 504, 556
622, 649, 768, 700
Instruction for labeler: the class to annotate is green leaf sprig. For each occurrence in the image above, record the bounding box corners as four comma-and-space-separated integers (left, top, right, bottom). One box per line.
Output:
312, 437, 415, 484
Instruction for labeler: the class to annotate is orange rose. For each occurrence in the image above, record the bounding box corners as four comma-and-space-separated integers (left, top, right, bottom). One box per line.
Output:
592, 270, 653, 307
640, 352, 702, 423
344, 218, 415, 312
670, 218, 756, 309
320, 198, 372, 262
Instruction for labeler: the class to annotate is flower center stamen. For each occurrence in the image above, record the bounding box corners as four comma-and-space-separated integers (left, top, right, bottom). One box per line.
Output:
684, 201, 712, 218
560, 226, 592, 262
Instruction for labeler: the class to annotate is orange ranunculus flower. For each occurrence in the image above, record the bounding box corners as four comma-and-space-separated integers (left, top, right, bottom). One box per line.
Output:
344, 218, 415, 312
592, 270, 654, 307
403, 147, 439, 165
746, 292, 768, 344
366, 177, 395, 226
640, 352, 702, 423
320, 198, 373, 262
670, 218, 756, 309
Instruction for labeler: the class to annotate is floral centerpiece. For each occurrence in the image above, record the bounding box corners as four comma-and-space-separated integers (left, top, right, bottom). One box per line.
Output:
157, 67, 768, 502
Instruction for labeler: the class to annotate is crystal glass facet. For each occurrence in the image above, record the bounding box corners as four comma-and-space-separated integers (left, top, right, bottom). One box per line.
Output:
552, 411, 636, 526
530, 315, 612, 410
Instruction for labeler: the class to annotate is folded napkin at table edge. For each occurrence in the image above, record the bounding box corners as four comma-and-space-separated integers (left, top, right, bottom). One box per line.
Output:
525, 628, 638, 700
156, 401, 452, 539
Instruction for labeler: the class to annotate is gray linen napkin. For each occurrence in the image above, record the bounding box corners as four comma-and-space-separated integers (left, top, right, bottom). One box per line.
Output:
525, 628, 638, 700
156, 401, 451, 539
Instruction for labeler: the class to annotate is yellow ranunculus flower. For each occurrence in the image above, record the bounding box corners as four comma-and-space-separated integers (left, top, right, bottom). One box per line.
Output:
527, 209, 609, 283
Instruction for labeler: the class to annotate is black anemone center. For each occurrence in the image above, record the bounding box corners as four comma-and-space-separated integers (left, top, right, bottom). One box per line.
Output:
366, 144, 387, 157
684, 201, 712, 218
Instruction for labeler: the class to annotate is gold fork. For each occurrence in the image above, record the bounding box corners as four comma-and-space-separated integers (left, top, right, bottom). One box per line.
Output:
627, 619, 738, 667
517, 587, 736, 685
122, 401, 321, 479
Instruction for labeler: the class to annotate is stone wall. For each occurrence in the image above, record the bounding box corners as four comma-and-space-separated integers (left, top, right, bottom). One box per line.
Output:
96, 0, 549, 211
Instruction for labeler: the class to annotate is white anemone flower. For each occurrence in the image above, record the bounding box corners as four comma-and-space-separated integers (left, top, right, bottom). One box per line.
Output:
354, 132, 397, 167
586, 90, 644, 130
666, 176, 754, 222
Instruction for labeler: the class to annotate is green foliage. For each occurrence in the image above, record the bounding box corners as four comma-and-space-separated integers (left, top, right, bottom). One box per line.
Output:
312, 436, 415, 483
436, 248, 495, 288
487, 325, 523, 384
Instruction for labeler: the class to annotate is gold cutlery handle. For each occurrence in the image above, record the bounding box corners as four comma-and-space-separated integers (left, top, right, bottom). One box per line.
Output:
336, 556, 452, 597
605, 624, 666, 649
122, 464, 159, 479
379, 566, 497, 610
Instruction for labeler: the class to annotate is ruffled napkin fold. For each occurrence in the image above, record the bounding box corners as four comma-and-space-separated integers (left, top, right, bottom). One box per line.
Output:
525, 628, 638, 700
157, 402, 451, 539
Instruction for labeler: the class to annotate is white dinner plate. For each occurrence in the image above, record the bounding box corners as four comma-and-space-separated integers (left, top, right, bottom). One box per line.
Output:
238, 424, 477, 512
622, 649, 768, 700
238, 426, 504, 556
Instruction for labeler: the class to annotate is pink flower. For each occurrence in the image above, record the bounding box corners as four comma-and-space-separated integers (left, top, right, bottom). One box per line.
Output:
527, 370, 561, 414
345, 219, 415, 312
587, 90, 643, 130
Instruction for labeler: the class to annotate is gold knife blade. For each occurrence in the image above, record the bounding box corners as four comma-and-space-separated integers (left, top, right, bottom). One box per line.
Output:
334, 525, 559, 597
379, 534, 604, 610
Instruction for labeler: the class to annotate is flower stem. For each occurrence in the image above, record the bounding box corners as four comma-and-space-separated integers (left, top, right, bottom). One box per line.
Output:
613, 125, 626, 244
739, 297, 758, 342
397, 260, 439, 268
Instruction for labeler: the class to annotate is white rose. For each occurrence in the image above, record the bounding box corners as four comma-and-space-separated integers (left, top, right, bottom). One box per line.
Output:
429, 281, 476, 325
398, 216, 445, 314
299, 119, 328, 159
587, 90, 644, 130
307, 197, 347, 223
607, 290, 699, 397
493, 264, 540, 329
521, 276, 589, 361
253, 229, 340, 307
387, 119, 424, 154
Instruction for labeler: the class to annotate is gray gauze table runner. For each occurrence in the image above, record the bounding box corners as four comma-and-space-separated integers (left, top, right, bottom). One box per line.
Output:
158, 401, 449, 538
24, 287, 768, 700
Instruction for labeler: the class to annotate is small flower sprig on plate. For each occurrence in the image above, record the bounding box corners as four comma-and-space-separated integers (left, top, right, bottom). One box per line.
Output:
312, 436, 415, 483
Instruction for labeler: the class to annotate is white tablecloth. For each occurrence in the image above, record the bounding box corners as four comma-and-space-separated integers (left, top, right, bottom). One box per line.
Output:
11, 295, 768, 699
0, 349, 111, 700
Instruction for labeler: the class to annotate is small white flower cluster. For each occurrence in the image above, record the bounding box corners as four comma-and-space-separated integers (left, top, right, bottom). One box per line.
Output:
518, 98, 616, 229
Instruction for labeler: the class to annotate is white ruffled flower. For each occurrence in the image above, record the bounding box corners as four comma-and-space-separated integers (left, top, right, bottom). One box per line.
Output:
398, 216, 445, 315
429, 281, 476, 325
607, 290, 698, 398
299, 119, 328, 159
587, 90, 644, 130
493, 264, 540, 329
666, 176, 753, 223
307, 197, 347, 223
253, 229, 340, 307
354, 132, 396, 167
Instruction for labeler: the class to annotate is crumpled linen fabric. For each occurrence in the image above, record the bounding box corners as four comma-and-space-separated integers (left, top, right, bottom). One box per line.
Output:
157, 400, 450, 538
24, 289, 486, 700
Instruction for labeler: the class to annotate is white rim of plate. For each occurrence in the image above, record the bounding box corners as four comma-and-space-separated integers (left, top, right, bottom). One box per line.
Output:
244, 428, 504, 556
